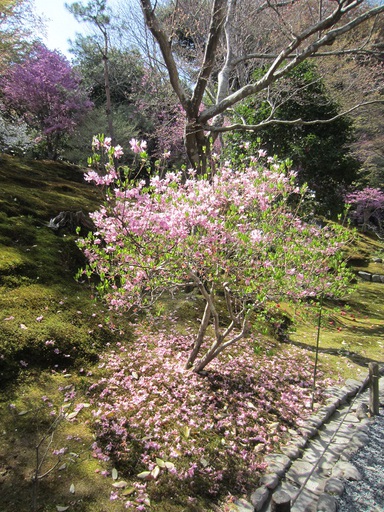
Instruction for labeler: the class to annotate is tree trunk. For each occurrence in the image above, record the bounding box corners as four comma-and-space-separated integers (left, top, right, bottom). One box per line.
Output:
184, 119, 210, 174
46, 136, 58, 161
185, 300, 211, 369
103, 52, 115, 144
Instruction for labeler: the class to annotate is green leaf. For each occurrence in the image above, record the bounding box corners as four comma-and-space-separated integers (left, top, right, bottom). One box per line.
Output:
122, 487, 136, 496
151, 465, 160, 479
112, 468, 118, 480
66, 411, 79, 420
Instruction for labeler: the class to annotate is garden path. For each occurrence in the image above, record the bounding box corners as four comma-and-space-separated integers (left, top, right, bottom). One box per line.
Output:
232, 366, 384, 512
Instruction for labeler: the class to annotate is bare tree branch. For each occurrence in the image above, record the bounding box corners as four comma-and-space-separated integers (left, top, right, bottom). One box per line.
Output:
139, 0, 190, 108
205, 99, 384, 133
191, 0, 227, 111
199, 2, 384, 124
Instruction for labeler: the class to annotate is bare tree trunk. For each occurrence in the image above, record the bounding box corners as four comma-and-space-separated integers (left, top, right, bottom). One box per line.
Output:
184, 119, 210, 173
185, 299, 211, 369
192, 320, 248, 373
102, 32, 115, 143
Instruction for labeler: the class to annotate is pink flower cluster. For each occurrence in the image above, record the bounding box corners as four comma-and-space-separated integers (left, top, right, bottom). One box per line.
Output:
78, 143, 353, 371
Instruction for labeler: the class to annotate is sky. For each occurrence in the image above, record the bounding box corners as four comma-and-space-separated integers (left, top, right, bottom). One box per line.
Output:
33, 0, 90, 58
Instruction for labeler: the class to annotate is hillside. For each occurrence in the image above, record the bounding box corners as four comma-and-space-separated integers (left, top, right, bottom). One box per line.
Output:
0, 154, 128, 384
0, 154, 383, 512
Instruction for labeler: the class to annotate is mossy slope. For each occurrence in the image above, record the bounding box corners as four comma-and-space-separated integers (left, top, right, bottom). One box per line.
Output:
0, 154, 128, 384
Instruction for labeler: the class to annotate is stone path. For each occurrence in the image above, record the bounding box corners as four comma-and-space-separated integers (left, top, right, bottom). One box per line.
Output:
232, 367, 384, 512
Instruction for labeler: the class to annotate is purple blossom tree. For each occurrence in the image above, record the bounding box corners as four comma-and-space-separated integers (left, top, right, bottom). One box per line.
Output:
345, 187, 384, 232
0, 43, 93, 159
78, 138, 354, 373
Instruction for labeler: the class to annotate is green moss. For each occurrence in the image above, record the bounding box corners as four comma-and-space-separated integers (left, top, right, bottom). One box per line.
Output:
0, 371, 125, 512
289, 279, 384, 380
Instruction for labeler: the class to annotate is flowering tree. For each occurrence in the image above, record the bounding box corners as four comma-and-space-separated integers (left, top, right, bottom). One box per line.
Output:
78, 137, 353, 373
0, 44, 93, 159
345, 187, 384, 232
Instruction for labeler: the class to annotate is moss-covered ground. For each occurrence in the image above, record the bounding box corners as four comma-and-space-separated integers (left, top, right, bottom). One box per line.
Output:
0, 154, 382, 511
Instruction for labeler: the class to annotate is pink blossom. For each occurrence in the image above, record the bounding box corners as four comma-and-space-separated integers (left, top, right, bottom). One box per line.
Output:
114, 145, 124, 159
92, 136, 101, 150
104, 137, 112, 149
53, 447, 67, 456
129, 138, 147, 154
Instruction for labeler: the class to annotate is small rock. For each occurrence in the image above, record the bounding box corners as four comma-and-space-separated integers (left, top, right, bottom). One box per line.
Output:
290, 436, 308, 450
281, 443, 301, 460
357, 271, 372, 281
372, 274, 383, 283
264, 453, 291, 476
233, 498, 254, 511
317, 404, 336, 422
345, 378, 363, 390
250, 486, 270, 511
340, 447, 357, 461
259, 472, 279, 490
372, 257, 382, 263
332, 461, 362, 481
351, 431, 370, 447
324, 477, 345, 496
355, 402, 369, 420
307, 415, 324, 429
299, 424, 318, 439
286, 460, 314, 486
317, 493, 338, 512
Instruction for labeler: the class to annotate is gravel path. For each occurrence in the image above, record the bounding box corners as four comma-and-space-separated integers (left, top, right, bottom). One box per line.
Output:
337, 411, 384, 512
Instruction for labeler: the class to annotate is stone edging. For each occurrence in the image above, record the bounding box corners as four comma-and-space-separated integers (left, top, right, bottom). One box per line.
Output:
232, 373, 379, 512
357, 271, 384, 283
356, 256, 384, 283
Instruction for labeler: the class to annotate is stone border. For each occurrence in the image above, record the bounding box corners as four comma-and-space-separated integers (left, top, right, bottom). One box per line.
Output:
357, 271, 384, 283
232, 373, 380, 512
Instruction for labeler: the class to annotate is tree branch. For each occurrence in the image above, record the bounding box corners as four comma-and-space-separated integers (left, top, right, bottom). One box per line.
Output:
191, 0, 227, 112
199, 2, 384, 124
205, 99, 384, 133
139, 0, 190, 108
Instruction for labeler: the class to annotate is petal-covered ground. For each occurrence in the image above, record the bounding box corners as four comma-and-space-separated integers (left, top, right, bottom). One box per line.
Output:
88, 327, 335, 510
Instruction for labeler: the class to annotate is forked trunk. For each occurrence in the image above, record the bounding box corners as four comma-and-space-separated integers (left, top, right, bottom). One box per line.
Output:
184, 120, 210, 175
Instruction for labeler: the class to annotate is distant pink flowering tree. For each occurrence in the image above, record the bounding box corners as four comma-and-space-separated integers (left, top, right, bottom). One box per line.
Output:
78, 137, 353, 373
345, 187, 384, 232
0, 43, 93, 159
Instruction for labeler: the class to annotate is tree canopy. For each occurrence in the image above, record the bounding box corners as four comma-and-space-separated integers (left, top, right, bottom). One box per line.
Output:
226, 61, 359, 215
138, 0, 384, 171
